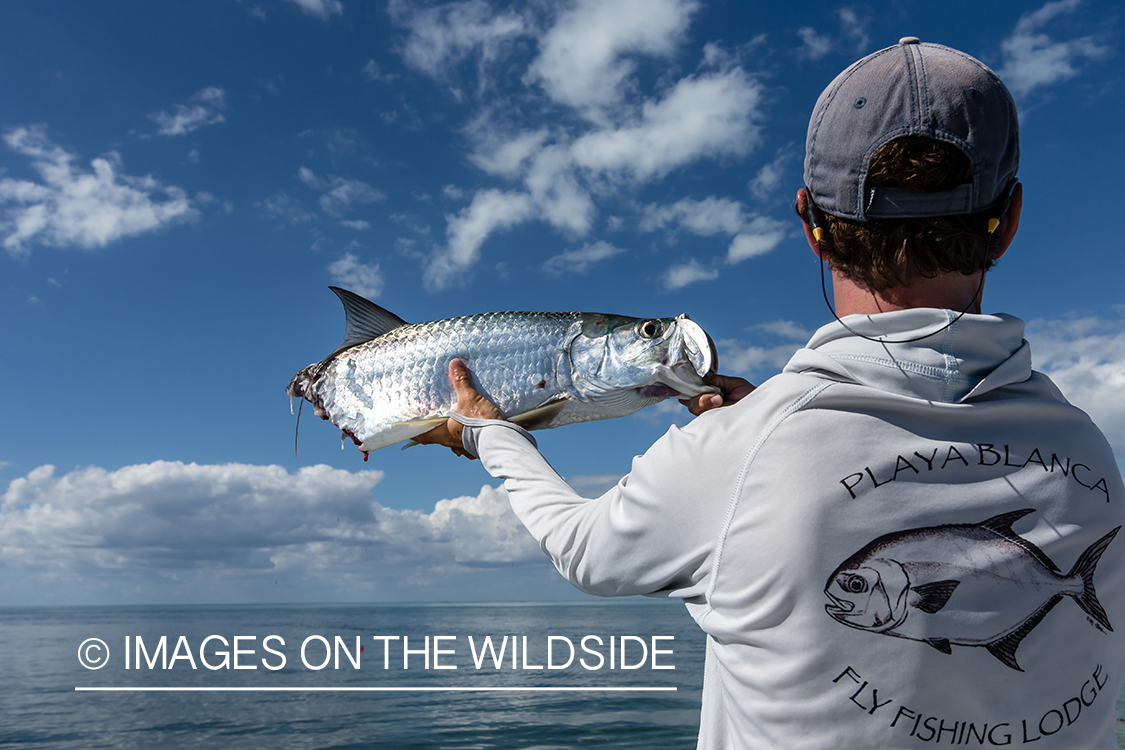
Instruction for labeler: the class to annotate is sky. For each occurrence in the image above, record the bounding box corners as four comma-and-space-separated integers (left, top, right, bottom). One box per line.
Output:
1, 0, 1122, 607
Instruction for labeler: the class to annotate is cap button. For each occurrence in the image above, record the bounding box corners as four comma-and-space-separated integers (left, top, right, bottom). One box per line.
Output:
899, 36, 920, 45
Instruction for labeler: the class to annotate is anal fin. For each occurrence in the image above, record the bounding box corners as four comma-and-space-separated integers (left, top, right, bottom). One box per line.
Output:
985, 595, 1064, 671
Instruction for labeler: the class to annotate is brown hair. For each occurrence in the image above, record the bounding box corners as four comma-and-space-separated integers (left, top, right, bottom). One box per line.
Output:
818, 136, 996, 292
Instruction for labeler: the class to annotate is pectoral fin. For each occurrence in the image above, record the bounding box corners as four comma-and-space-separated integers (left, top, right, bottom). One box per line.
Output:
911, 580, 960, 614
925, 638, 952, 654
509, 398, 569, 431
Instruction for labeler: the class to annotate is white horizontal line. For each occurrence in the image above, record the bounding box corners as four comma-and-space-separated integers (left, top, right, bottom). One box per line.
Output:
75, 686, 676, 692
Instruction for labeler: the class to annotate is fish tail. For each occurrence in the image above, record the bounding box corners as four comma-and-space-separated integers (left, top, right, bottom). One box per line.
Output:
1067, 526, 1121, 632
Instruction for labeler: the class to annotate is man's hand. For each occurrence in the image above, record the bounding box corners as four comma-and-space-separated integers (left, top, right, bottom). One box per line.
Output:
415, 359, 504, 459
680, 373, 756, 416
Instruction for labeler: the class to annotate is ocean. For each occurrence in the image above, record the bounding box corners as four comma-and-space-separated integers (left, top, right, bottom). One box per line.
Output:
2, 602, 1124, 749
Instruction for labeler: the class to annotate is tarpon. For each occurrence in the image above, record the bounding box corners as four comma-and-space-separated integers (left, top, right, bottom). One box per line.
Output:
287, 287, 719, 456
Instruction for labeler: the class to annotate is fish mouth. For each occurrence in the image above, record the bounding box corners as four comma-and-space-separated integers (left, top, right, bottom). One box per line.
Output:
824, 591, 855, 616
646, 363, 720, 399
676, 315, 717, 380
643, 316, 720, 399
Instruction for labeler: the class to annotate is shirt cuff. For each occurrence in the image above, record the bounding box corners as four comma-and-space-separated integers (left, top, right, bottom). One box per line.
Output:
448, 412, 538, 458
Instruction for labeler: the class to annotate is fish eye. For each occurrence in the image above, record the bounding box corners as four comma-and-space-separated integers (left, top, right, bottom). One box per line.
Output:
840, 574, 868, 594
637, 320, 663, 339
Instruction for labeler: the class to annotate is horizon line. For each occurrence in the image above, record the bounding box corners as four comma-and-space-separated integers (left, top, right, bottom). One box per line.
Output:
76, 686, 677, 692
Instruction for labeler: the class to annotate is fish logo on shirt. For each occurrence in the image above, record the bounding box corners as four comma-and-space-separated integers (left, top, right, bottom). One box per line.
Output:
824, 509, 1119, 671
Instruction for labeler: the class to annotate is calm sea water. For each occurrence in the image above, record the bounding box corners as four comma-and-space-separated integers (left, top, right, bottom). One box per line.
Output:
2, 602, 704, 749
2, 602, 1124, 749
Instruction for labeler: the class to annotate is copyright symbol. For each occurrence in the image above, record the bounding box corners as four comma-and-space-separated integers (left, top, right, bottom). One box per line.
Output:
78, 638, 109, 670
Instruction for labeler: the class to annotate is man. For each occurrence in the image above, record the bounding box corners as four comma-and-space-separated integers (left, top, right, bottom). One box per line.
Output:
420, 38, 1125, 749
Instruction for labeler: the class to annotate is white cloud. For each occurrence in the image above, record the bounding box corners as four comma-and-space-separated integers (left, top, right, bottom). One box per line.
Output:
749, 148, 791, 201
429, 484, 541, 564
390, 212, 431, 236
426, 188, 534, 288
998, 0, 1109, 98
395, 3, 766, 288
467, 126, 550, 177
362, 59, 397, 83
257, 191, 316, 224
149, 87, 227, 136
663, 258, 718, 290
727, 216, 787, 263
571, 67, 763, 184
0, 461, 542, 601
642, 197, 787, 286
298, 167, 385, 217
641, 196, 747, 236
527, 0, 699, 120
0, 126, 198, 257
543, 240, 627, 275
1026, 314, 1125, 459
327, 252, 384, 299
391, 0, 529, 79
286, 0, 343, 21
837, 8, 869, 53
797, 27, 832, 60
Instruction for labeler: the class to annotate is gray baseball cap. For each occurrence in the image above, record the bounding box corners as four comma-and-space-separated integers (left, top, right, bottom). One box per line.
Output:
804, 37, 1019, 221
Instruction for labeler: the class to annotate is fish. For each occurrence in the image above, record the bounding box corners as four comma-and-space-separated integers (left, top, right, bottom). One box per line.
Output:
287, 287, 719, 456
823, 509, 1120, 671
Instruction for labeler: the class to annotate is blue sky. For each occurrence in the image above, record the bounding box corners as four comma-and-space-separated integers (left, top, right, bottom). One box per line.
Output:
2, 0, 1122, 606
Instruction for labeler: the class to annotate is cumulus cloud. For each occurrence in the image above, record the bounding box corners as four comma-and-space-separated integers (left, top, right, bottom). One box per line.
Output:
836, 8, 870, 53
528, 0, 699, 120
717, 320, 811, 379
543, 240, 627, 275
298, 167, 385, 218
424, 64, 764, 289
641, 196, 747, 236
257, 191, 317, 224
998, 0, 1109, 98
796, 8, 867, 61
327, 252, 384, 299
1026, 314, 1125, 459
392, 0, 767, 290
391, 0, 530, 80
426, 188, 534, 288
0, 126, 198, 256
749, 148, 792, 202
727, 216, 787, 263
149, 87, 227, 136
0, 461, 542, 602
362, 59, 397, 83
642, 196, 787, 287
797, 27, 832, 60
663, 258, 718, 291
286, 0, 343, 21
571, 67, 764, 184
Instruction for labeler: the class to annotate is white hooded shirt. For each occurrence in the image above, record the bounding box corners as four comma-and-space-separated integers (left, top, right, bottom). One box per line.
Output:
466, 309, 1125, 750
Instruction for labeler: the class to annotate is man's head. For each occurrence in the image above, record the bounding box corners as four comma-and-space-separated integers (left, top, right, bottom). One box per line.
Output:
801, 38, 1020, 292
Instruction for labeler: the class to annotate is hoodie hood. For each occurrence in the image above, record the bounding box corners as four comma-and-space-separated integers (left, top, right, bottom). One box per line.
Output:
784, 309, 1032, 404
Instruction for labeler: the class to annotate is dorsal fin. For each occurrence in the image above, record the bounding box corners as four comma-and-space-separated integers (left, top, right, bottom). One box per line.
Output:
327, 286, 409, 358
977, 509, 1059, 573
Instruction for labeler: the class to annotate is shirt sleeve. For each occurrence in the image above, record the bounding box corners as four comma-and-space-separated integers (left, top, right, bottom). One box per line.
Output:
471, 408, 746, 600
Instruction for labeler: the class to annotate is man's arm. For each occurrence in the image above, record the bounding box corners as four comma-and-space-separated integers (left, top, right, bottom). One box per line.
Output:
417, 360, 756, 598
